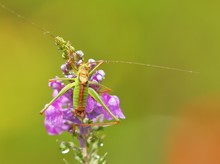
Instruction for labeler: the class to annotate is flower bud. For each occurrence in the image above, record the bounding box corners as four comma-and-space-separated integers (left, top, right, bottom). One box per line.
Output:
77, 59, 83, 66
75, 50, 84, 58
61, 63, 69, 74
97, 70, 105, 77
88, 59, 96, 69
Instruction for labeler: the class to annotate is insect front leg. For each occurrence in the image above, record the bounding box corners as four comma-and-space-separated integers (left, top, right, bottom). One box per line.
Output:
89, 60, 104, 76
40, 82, 76, 114
49, 77, 75, 82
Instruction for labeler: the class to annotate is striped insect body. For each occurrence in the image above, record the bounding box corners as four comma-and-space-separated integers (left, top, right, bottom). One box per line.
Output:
73, 64, 90, 118
40, 57, 122, 127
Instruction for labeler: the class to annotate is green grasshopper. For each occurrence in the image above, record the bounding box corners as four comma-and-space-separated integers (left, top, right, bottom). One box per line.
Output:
37, 36, 121, 127
40, 58, 120, 127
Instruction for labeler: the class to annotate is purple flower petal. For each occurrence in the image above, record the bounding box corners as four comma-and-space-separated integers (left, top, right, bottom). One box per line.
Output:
90, 70, 105, 83
85, 95, 96, 113
44, 101, 64, 135
99, 93, 125, 120
49, 77, 64, 90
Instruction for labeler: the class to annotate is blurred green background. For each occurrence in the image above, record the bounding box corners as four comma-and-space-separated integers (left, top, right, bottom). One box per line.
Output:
1, 0, 220, 164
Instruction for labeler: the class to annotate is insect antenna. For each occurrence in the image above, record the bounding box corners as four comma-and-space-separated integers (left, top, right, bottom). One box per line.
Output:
0, 3, 198, 74
103, 60, 199, 74
0, 2, 55, 39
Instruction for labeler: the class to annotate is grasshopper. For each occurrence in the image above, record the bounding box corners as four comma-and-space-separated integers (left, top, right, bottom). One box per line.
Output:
40, 56, 120, 126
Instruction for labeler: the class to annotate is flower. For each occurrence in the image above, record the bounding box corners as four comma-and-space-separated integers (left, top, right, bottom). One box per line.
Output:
96, 93, 125, 120
43, 70, 125, 135
90, 70, 105, 83
88, 58, 96, 69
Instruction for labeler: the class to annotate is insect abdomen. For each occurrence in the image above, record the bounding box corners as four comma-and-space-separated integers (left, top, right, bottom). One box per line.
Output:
82, 84, 88, 107
73, 80, 88, 111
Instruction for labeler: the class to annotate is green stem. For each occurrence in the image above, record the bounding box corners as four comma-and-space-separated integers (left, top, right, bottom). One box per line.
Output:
81, 126, 90, 164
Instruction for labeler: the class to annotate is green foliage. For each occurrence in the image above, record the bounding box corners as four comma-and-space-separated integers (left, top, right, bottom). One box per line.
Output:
58, 125, 107, 164
55, 36, 75, 59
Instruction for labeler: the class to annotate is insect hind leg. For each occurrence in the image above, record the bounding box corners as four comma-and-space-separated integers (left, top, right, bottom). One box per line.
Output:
67, 116, 120, 129
74, 120, 120, 127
